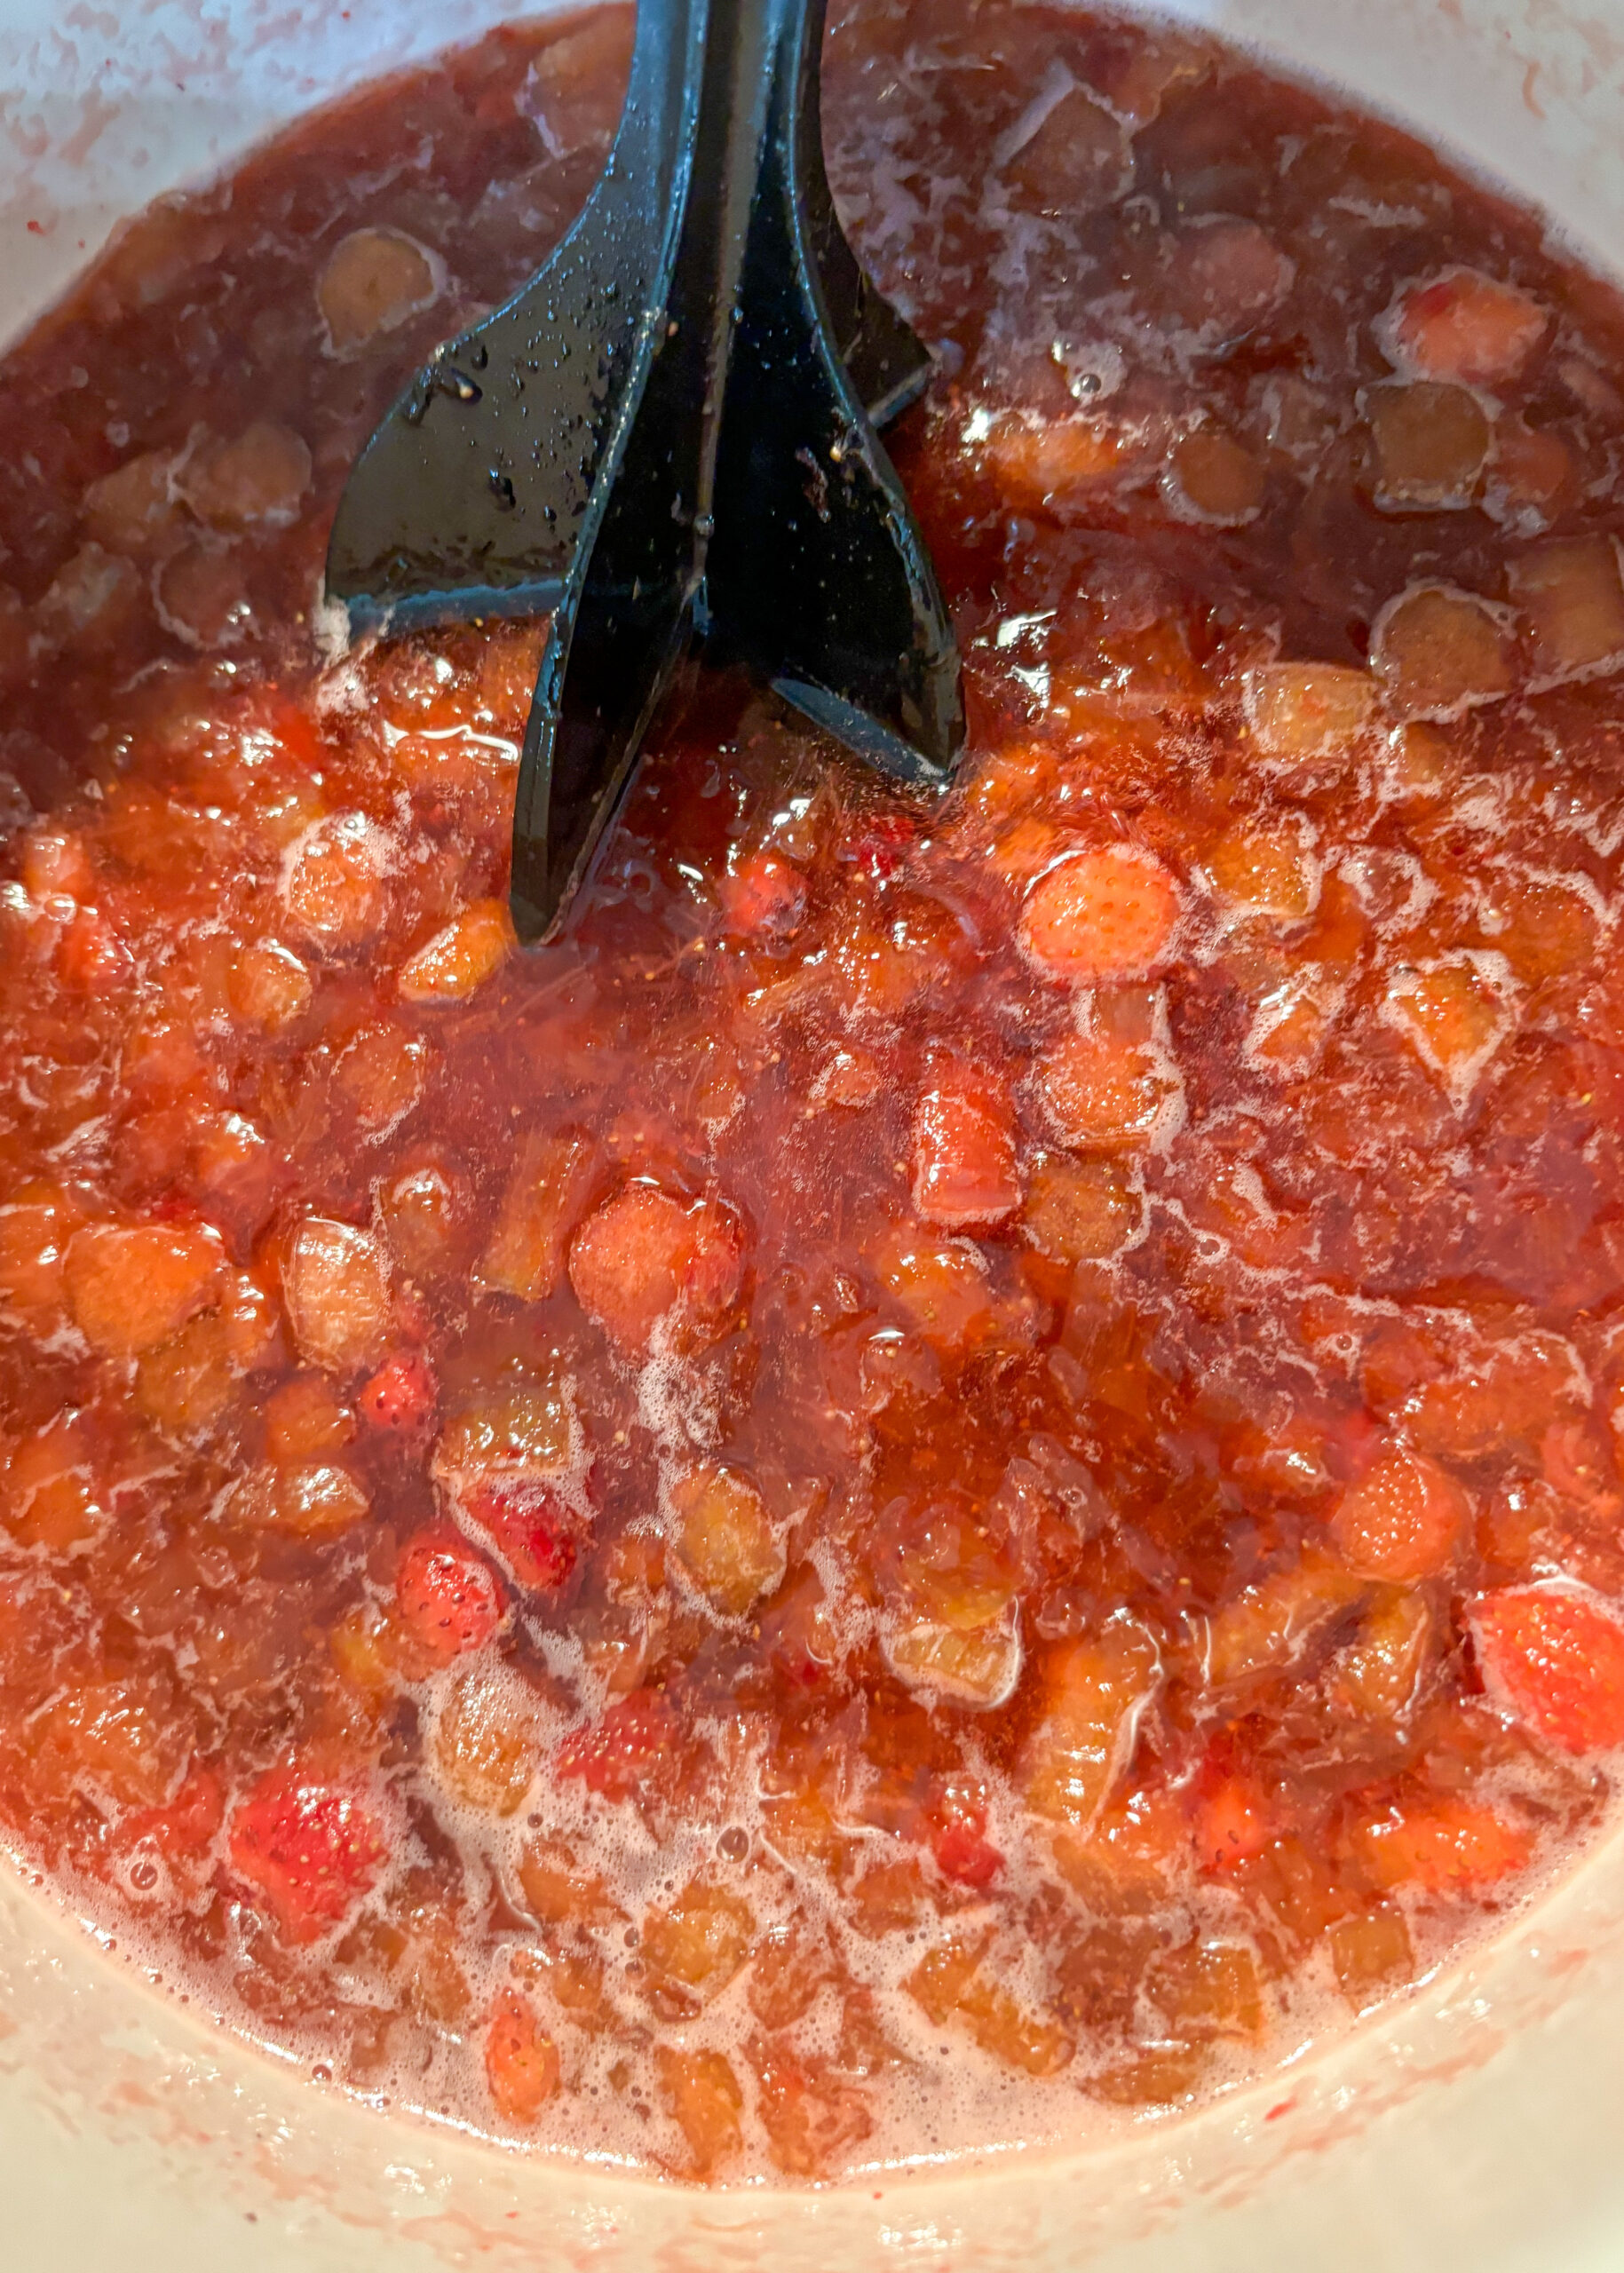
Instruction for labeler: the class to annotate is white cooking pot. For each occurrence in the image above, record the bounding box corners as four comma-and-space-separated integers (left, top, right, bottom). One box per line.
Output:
3, 2, 1623, 2266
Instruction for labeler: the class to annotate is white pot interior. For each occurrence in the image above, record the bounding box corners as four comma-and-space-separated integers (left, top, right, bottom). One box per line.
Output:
2, 1, 1623, 2267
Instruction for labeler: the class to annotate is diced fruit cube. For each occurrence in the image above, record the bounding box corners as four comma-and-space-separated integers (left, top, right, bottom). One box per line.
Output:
433, 1666, 540, 1814
227, 938, 312, 1031
318, 226, 438, 353
1329, 1443, 1469, 1581
745, 2034, 874, 2180
1165, 428, 1265, 524
1022, 1155, 1141, 1262
884, 1613, 1023, 1708
1003, 87, 1131, 213
669, 1461, 784, 1616
1348, 1792, 1533, 1894
1326, 1588, 1433, 1719
1470, 1586, 1624, 1754
517, 1832, 624, 1929
1039, 1029, 1176, 1150
1204, 824, 1316, 920
264, 1372, 354, 1459
281, 1216, 391, 1374
1192, 1771, 1274, 1873
395, 1532, 503, 1662
1509, 535, 1624, 685
181, 420, 312, 529
1244, 661, 1376, 763
234, 1458, 370, 1537
928, 1780, 1003, 1889
905, 1934, 1073, 2075
1328, 1904, 1414, 2013
484, 1987, 560, 2125
1018, 847, 1181, 982
65, 1220, 223, 1359
642, 1878, 756, 2002
395, 899, 514, 1002
281, 812, 389, 953
1370, 583, 1512, 721
376, 1156, 477, 1282
1200, 1553, 1367, 1685
1146, 1937, 1265, 2038
1164, 216, 1292, 340
477, 1128, 597, 1303
1085, 2044, 1209, 2108
656, 2046, 743, 2176
910, 1061, 1021, 1227
229, 1765, 385, 1940
871, 1224, 992, 1349
1379, 267, 1548, 387
1382, 957, 1509, 1084
556, 1686, 677, 1803
1024, 1618, 1161, 1829
1364, 380, 1488, 511
568, 1181, 745, 1351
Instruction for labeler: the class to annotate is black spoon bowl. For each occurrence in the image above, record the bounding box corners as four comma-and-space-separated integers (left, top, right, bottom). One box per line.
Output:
325, 0, 965, 943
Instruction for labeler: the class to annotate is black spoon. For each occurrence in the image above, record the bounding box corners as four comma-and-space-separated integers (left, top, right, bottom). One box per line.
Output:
325, 0, 965, 944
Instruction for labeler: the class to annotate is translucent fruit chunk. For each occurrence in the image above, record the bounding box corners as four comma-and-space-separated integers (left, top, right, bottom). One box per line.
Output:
910, 1062, 1022, 1227
1328, 1904, 1414, 2014
318, 226, 439, 354
1382, 957, 1509, 1087
281, 1216, 391, 1374
477, 1128, 597, 1303
567, 1180, 745, 1352
484, 1987, 560, 2125
669, 1461, 785, 1617
64, 1220, 223, 1359
1370, 583, 1511, 721
1509, 535, 1624, 685
1349, 1792, 1533, 1894
1379, 267, 1548, 387
656, 2046, 743, 2176
181, 421, 312, 529
905, 1933, 1073, 2076
433, 1666, 540, 1815
1364, 380, 1489, 511
281, 812, 389, 953
1243, 662, 1375, 763
641, 1878, 757, 2003
395, 899, 515, 1002
1039, 1029, 1176, 1150
1165, 429, 1266, 524
1024, 1617, 1161, 1830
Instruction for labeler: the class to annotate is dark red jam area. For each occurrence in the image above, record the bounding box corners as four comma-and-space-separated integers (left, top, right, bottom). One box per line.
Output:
4, 0, 1624, 2182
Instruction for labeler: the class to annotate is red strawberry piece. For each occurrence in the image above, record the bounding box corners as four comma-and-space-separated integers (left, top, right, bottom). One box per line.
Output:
556, 1686, 677, 1802
722, 851, 807, 939
229, 1765, 385, 1939
359, 1350, 439, 1433
396, 1531, 504, 1660
927, 1781, 1003, 1889
463, 1476, 583, 1593
1471, 1585, 1624, 1754
846, 811, 917, 881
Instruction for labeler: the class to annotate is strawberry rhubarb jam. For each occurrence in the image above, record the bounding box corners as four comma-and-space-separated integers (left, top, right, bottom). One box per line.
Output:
4, 0, 1624, 2183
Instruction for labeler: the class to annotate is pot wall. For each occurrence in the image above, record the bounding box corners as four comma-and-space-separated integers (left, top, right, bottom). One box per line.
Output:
2, 2, 1623, 2267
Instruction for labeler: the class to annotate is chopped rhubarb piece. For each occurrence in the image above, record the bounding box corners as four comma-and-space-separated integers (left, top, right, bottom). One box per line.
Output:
910, 1060, 1022, 1226
484, 1987, 560, 2125
568, 1181, 745, 1351
1379, 267, 1548, 387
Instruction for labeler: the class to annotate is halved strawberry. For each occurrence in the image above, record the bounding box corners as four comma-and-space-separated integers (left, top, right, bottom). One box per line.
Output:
1471, 1585, 1624, 1754
463, 1475, 584, 1593
555, 1686, 677, 1802
229, 1764, 386, 1939
395, 1531, 503, 1662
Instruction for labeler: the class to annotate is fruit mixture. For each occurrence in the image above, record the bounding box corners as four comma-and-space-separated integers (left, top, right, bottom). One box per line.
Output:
4, 0, 1624, 2184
